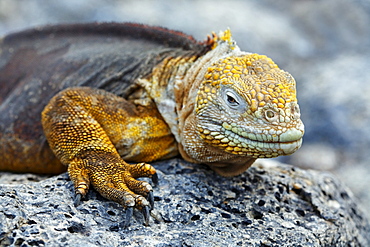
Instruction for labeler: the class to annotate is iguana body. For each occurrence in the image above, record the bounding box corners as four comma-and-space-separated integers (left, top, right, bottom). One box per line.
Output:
0, 23, 304, 226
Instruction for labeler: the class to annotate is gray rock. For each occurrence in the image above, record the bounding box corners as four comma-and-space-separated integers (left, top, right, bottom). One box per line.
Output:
1, 159, 369, 247
1, 0, 370, 209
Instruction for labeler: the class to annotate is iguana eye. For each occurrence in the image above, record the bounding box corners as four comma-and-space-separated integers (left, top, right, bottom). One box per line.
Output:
226, 93, 239, 106
222, 87, 246, 112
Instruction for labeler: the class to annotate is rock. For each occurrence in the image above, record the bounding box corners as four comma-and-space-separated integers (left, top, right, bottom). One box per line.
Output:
1, 0, 370, 212
1, 159, 369, 246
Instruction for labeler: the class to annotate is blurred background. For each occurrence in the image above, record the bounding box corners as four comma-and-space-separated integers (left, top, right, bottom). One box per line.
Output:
1, 0, 369, 217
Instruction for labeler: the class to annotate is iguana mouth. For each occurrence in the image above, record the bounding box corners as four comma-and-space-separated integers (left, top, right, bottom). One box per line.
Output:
238, 137, 303, 157
200, 121, 304, 158
222, 128, 303, 158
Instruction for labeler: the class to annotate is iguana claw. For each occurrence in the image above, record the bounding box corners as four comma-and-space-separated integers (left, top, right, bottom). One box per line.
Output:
148, 191, 154, 209
74, 193, 82, 207
151, 173, 159, 186
123, 205, 150, 228
124, 207, 134, 228
142, 205, 150, 226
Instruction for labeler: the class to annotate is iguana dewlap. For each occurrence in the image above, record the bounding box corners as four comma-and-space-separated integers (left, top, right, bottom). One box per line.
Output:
0, 23, 304, 226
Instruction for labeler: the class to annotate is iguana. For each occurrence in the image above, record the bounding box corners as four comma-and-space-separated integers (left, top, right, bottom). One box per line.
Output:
0, 23, 304, 226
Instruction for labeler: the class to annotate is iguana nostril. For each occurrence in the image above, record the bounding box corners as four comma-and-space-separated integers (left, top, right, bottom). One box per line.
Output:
265, 110, 276, 121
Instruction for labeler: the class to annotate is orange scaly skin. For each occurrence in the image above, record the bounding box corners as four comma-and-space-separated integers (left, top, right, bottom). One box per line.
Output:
0, 24, 304, 226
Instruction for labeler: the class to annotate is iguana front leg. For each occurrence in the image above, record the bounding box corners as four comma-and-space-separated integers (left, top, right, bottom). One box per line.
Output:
42, 87, 176, 226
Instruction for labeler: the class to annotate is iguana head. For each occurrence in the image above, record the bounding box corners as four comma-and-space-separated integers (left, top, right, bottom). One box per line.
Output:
195, 53, 304, 159
168, 30, 304, 176
178, 30, 304, 175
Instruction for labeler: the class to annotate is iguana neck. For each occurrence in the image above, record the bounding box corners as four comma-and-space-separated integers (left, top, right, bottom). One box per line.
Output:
139, 41, 247, 141
136, 50, 200, 142
176, 39, 249, 131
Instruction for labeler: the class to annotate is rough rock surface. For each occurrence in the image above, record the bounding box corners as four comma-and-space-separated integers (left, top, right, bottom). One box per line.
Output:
1, 159, 369, 246
0, 0, 370, 215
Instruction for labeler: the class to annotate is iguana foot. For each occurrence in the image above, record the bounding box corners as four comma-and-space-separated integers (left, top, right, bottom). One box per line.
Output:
68, 155, 157, 227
